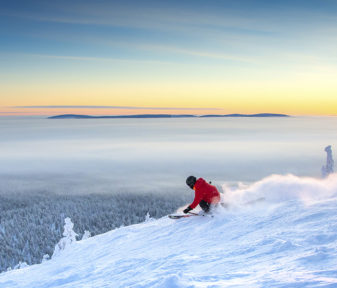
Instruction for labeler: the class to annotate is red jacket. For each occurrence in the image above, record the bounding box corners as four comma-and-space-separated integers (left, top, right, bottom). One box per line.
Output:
189, 178, 220, 209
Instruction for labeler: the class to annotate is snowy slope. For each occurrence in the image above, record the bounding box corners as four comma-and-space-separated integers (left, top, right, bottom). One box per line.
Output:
1, 174, 337, 288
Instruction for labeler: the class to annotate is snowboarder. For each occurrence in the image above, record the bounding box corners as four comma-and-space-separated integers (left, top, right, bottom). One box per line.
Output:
183, 176, 220, 214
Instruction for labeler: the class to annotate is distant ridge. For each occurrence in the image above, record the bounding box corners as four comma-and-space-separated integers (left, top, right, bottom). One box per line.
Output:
201, 113, 289, 118
48, 114, 195, 119
48, 113, 289, 119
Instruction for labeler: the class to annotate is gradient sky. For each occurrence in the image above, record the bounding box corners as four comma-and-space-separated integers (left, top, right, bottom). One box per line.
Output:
1, 0, 337, 116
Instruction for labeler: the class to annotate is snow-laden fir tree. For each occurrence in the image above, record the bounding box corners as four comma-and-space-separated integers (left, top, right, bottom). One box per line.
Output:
144, 212, 151, 222
41, 254, 50, 263
81, 230, 91, 240
322, 145, 334, 178
52, 217, 78, 258
13, 261, 28, 270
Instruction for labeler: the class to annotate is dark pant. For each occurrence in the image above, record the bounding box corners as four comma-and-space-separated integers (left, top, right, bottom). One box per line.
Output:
199, 200, 211, 213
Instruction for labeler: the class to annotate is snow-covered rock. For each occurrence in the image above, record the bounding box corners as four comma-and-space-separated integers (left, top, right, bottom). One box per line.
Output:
1, 174, 337, 287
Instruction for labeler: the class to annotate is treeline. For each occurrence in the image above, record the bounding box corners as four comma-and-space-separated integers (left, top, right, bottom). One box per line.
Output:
0, 190, 191, 272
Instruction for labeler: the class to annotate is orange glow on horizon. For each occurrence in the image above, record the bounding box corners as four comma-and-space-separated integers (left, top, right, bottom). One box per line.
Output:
1, 73, 337, 116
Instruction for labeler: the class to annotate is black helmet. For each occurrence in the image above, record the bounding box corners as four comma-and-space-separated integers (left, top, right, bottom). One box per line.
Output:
186, 176, 197, 189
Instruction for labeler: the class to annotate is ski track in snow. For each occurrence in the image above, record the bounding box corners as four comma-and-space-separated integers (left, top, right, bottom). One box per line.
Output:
1, 175, 337, 288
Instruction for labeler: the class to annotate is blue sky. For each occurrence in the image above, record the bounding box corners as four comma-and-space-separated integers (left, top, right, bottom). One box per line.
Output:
2, 0, 335, 64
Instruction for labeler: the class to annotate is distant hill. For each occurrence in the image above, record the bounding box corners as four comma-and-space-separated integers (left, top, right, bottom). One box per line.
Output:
48, 113, 290, 119
200, 113, 289, 117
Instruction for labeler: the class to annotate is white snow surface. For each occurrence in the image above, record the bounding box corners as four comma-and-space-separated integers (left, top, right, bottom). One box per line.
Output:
1, 174, 337, 288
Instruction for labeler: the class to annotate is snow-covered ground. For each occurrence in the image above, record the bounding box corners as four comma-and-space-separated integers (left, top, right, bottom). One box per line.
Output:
1, 174, 337, 288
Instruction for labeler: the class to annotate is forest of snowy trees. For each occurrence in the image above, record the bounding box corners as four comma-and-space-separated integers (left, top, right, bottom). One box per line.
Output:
0, 188, 191, 272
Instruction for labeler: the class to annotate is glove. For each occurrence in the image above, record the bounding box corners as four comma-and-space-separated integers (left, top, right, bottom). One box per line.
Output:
183, 206, 192, 214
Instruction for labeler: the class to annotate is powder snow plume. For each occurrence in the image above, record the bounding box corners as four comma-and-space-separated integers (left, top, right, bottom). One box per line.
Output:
222, 173, 337, 207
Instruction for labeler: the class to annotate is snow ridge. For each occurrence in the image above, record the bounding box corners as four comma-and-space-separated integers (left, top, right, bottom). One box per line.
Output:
1, 174, 337, 288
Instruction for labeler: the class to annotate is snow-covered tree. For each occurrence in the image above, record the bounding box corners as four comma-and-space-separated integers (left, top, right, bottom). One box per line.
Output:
52, 218, 78, 258
144, 212, 152, 222
13, 261, 28, 270
322, 145, 334, 178
41, 254, 50, 263
81, 230, 91, 240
